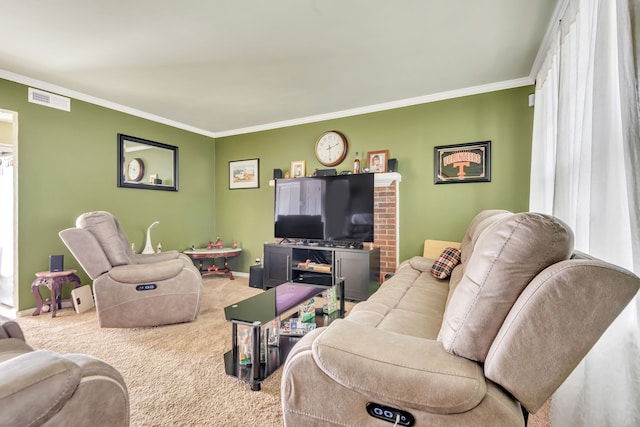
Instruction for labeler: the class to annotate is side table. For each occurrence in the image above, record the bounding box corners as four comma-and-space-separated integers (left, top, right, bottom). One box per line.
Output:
183, 248, 242, 280
31, 270, 82, 317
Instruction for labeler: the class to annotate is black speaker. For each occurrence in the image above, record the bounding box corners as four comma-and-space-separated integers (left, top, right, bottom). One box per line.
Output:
249, 265, 264, 289
49, 255, 64, 272
316, 168, 337, 176
387, 158, 398, 172
273, 169, 283, 179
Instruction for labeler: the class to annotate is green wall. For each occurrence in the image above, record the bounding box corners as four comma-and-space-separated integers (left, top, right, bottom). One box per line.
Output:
0, 78, 216, 311
215, 86, 534, 271
1, 78, 534, 312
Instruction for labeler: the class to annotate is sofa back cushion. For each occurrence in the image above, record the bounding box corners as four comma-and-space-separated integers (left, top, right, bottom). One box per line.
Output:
446, 210, 512, 306
439, 212, 574, 362
76, 211, 133, 267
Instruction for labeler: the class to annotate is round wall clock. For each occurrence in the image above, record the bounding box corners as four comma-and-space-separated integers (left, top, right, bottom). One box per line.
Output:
315, 131, 348, 167
127, 158, 145, 182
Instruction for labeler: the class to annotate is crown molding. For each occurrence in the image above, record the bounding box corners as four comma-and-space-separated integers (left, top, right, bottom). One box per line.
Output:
0, 69, 217, 138
2, 69, 533, 139
215, 78, 534, 138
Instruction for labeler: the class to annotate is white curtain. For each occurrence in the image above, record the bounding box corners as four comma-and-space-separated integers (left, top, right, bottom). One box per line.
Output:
530, 0, 640, 425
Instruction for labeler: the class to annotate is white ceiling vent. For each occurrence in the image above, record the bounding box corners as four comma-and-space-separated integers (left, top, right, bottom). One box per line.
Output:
28, 87, 71, 112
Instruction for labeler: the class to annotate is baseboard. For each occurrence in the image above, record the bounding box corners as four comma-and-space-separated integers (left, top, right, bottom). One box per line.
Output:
0, 303, 17, 319
15, 300, 74, 318
233, 271, 249, 278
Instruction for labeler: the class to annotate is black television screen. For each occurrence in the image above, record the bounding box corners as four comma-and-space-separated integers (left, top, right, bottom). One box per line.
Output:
274, 174, 374, 242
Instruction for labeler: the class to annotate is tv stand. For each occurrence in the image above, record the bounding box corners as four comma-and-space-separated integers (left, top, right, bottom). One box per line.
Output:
263, 243, 380, 301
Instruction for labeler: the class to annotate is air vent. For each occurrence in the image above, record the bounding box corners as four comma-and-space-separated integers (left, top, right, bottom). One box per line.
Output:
28, 87, 71, 112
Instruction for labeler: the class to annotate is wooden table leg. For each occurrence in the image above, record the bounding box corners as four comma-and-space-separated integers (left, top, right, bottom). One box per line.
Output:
50, 274, 82, 318
31, 279, 46, 316
223, 257, 235, 280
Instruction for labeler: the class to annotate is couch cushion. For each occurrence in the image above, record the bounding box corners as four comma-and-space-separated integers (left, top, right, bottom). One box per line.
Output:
0, 338, 33, 363
448, 210, 513, 297
430, 247, 462, 279
439, 212, 574, 362
459, 210, 512, 266
350, 265, 450, 340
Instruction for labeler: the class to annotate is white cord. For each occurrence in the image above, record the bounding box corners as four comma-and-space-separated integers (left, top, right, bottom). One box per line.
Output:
393, 413, 401, 427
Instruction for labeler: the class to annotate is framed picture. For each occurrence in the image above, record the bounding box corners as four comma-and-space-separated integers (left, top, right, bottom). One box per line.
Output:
291, 160, 306, 178
229, 158, 260, 189
434, 141, 491, 184
367, 150, 389, 173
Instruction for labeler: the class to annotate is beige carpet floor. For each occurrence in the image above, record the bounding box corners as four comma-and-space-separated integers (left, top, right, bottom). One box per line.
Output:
16, 277, 550, 426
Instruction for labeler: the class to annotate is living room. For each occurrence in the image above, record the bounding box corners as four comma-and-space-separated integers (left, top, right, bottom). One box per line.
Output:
1, 0, 639, 426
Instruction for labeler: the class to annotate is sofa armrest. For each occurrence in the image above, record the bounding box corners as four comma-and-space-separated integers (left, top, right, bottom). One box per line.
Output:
0, 350, 81, 427
313, 319, 486, 414
485, 258, 640, 413
133, 250, 180, 264
108, 258, 185, 283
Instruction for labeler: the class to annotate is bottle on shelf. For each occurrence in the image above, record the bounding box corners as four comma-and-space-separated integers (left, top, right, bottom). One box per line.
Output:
353, 152, 361, 174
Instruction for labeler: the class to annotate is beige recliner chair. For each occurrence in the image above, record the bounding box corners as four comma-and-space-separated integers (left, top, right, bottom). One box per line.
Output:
0, 315, 129, 426
59, 211, 203, 328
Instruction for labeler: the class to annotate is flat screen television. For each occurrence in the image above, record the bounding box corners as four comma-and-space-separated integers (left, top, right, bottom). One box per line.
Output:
274, 174, 374, 242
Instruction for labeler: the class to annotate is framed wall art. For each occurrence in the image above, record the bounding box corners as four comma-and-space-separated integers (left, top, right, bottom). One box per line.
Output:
367, 150, 389, 173
291, 160, 306, 178
434, 141, 491, 184
229, 158, 260, 189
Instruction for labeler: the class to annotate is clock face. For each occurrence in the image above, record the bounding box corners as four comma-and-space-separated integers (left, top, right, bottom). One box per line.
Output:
315, 131, 348, 167
127, 158, 144, 181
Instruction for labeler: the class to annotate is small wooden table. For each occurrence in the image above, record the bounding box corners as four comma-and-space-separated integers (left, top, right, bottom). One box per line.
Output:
183, 248, 242, 280
31, 270, 82, 317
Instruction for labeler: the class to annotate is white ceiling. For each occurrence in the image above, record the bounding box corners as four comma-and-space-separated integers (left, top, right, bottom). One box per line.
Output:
0, 1, 559, 137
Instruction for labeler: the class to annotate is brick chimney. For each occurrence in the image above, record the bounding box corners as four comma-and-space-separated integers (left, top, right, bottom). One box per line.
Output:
373, 173, 401, 279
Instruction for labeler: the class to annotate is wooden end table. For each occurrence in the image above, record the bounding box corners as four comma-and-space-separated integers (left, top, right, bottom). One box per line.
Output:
31, 269, 82, 317
183, 248, 242, 280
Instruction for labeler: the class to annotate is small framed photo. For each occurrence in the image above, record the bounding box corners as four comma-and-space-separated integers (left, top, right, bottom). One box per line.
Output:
367, 150, 389, 173
434, 141, 491, 184
229, 158, 260, 189
291, 160, 306, 178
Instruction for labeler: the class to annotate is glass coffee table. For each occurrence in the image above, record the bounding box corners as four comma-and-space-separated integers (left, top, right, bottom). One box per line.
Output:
223, 280, 345, 391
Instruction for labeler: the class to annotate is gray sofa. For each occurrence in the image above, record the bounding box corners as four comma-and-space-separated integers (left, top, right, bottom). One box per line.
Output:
281, 210, 640, 426
0, 316, 129, 426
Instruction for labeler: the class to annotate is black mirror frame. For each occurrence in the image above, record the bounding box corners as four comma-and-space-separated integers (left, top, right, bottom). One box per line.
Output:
117, 134, 179, 192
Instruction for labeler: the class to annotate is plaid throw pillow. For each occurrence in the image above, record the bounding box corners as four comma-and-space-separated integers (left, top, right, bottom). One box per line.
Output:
431, 247, 462, 279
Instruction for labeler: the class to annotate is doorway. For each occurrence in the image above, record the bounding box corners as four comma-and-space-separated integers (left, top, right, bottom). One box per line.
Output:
0, 109, 16, 315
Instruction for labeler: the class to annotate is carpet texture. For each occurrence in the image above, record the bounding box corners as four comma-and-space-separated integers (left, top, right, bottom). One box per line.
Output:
15, 277, 550, 426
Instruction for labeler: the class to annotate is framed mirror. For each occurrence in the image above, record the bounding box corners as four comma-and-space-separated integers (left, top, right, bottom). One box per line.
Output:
117, 134, 178, 191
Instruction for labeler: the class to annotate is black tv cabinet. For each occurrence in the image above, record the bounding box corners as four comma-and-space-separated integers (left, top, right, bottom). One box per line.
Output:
263, 243, 380, 301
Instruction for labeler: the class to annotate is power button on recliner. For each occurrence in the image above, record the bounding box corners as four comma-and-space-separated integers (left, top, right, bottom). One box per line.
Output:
366, 402, 415, 426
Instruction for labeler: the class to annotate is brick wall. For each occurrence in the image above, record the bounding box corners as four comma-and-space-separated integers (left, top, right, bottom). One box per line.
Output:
374, 179, 398, 279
